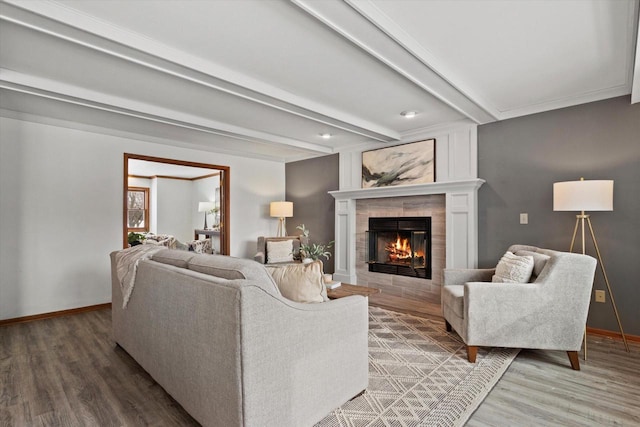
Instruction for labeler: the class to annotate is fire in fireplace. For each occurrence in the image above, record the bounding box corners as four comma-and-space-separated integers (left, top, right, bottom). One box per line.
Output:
366, 217, 432, 279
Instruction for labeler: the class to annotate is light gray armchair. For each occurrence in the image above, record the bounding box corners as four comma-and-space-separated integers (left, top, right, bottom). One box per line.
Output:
442, 244, 597, 370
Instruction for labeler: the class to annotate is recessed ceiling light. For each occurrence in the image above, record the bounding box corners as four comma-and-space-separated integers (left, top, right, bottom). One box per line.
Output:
401, 111, 417, 118
319, 133, 332, 139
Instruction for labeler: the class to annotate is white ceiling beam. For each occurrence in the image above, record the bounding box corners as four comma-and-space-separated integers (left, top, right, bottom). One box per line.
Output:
291, 0, 497, 124
0, 69, 334, 155
0, 0, 400, 142
0, 107, 290, 162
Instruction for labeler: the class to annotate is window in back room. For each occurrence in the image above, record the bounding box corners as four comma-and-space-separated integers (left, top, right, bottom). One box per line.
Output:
127, 187, 149, 232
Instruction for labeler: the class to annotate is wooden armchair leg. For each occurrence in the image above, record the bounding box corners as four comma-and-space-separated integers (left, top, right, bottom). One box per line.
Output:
567, 351, 580, 370
445, 320, 452, 332
467, 346, 478, 363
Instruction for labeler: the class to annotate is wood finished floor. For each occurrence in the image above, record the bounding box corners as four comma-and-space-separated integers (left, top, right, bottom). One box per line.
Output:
1, 308, 638, 427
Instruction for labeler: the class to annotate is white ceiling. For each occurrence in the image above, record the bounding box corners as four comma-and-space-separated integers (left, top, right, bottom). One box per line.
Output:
1, 0, 638, 162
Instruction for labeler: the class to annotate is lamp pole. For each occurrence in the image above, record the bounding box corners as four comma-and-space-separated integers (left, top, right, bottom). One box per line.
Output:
568, 212, 629, 359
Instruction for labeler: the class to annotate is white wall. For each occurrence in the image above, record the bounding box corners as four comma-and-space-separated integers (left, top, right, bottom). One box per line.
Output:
192, 175, 220, 231
155, 177, 192, 242
0, 117, 285, 320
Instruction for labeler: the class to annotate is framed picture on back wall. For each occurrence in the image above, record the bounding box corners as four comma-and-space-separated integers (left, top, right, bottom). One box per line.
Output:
362, 139, 435, 188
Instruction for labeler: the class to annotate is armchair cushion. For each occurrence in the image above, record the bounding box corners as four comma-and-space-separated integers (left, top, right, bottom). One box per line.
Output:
266, 239, 294, 264
492, 251, 534, 283
514, 249, 550, 280
441, 284, 464, 318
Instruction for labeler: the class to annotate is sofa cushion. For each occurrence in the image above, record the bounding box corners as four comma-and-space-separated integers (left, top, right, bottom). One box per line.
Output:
152, 249, 197, 268
266, 239, 294, 264
187, 254, 280, 295
265, 260, 328, 303
492, 251, 534, 283
514, 249, 550, 280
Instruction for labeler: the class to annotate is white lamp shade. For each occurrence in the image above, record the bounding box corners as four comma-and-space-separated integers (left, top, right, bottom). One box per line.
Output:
553, 180, 613, 211
198, 201, 215, 212
270, 201, 293, 218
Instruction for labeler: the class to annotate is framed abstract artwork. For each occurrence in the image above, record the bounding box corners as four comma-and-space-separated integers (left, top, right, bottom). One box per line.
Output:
362, 139, 435, 188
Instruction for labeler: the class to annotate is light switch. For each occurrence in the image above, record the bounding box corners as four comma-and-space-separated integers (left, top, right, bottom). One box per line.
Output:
520, 213, 528, 224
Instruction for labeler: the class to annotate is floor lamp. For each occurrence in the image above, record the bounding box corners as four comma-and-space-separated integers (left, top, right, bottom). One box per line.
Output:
553, 178, 629, 358
270, 201, 293, 237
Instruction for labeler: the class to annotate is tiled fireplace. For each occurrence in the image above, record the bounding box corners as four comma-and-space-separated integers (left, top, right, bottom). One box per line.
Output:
357, 195, 444, 304
330, 181, 483, 306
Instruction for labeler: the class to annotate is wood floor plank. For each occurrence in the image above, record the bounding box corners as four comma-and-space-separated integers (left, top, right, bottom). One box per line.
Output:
467, 339, 640, 426
1, 308, 638, 426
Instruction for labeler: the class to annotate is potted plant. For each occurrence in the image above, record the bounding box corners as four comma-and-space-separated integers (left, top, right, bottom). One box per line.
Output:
296, 224, 334, 263
127, 232, 146, 246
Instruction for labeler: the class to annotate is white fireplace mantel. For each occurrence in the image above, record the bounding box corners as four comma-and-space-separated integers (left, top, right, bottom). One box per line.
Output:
329, 179, 485, 284
329, 179, 485, 200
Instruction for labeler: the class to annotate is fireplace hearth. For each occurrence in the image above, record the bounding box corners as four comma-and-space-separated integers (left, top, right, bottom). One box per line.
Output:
366, 217, 432, 279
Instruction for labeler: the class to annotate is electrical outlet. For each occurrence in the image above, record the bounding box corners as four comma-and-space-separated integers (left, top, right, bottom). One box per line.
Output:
519, 213, 528, 224
595, 290, 606, 303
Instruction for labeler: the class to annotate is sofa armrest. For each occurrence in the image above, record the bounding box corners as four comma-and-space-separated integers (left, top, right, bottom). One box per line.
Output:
240, 291, 369, 426
254, 251, 265, 264
443, 268, 495, 287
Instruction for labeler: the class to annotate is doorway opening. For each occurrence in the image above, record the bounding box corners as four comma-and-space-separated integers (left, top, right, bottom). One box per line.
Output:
123, 153, 230, 255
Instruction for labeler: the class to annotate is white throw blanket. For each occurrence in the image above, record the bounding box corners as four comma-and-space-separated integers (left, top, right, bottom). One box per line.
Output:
115, 245, 164, 308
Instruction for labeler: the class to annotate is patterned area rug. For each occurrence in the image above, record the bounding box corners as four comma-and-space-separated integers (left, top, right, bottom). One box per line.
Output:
316, 307, 519, 427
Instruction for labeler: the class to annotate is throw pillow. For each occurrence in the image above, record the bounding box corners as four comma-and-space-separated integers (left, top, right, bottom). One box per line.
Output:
514, 250, 550, 280
266, 260, 328, 303
492, 251, 535, 283
266, 239, 294, 264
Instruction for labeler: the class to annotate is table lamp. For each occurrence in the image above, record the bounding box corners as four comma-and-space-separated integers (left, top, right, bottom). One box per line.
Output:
198, 201, 215, 229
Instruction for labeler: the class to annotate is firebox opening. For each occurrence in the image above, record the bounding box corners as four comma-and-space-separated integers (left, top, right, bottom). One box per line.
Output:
367, 217, 432, 279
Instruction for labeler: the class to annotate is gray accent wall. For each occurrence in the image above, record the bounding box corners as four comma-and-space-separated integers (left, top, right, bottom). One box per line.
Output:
286, 154, 339, 273
478, 95, 640, 336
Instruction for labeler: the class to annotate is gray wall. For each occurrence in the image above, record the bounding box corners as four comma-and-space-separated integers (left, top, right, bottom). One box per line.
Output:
286, 154, 339, 273
478, 95, 640, 335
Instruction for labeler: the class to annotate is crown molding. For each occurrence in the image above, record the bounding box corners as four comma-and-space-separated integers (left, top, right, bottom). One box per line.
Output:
0, 0, 400, 142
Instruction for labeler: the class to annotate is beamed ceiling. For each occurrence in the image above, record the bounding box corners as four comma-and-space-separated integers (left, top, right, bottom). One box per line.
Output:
1, 0, 639, 162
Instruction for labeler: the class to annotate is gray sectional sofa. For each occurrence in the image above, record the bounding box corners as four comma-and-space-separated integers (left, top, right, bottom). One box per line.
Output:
110, 248, 369, 427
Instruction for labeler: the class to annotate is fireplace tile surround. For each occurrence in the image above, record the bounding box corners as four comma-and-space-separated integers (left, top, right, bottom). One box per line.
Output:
330, 179, 484, 306
356, 195, 445, 305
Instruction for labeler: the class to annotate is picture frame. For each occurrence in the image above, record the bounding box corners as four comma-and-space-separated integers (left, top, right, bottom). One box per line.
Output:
362, 139, 435, 188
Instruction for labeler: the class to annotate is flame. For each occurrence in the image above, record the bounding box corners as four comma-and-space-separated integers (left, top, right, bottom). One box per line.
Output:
385, 235, 412, 262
